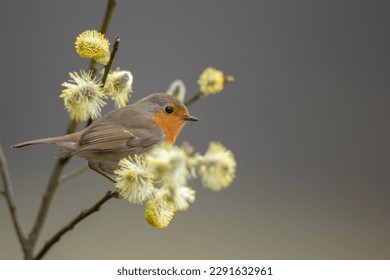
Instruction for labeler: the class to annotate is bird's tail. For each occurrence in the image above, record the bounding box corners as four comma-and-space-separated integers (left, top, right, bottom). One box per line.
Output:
11, 132, 80, 150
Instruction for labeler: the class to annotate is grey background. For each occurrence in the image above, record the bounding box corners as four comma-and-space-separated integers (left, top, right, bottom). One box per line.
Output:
1, 0, 389, 259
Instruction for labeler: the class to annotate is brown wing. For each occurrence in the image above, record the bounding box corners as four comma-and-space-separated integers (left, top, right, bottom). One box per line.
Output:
73, 121, 163, 156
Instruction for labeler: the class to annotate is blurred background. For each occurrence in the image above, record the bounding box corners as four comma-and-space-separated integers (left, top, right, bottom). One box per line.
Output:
1, 0, 389, 259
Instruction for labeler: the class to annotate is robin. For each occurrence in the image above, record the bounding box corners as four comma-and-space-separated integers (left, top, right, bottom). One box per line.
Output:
12, 93, 198, 182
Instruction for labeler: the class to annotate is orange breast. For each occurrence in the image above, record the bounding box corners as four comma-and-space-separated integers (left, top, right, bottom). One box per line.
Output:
151, 111, 186, 144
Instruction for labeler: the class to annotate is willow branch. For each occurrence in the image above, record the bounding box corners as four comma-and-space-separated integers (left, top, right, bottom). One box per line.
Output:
101, 36, 120, 86
0, 144, 28, 256
86, 36, 121, 127
21, 0, 117, 259
88, 0, 117, 75
100, 0, 117, 35
184, 91, 202, 107
60, 164, 89, 184
34, 190, 118, 260
66, 119, 78, 134
26, 120, 78, 258
27, 155, 72, 258
184, 76, 235, 107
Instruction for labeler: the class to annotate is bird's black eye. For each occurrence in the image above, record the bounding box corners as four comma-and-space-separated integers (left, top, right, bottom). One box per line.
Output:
165, 106, 174, 114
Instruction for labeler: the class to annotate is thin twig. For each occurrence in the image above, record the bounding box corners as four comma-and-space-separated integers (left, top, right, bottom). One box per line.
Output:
66, 119, 78, 135
184, 91, 203, 107
0, 144, 27, 256
100, 0, 117, 35
184, 76, 235, 107
101, 36, 121, 86
86, 36, 121, 127
60, 164, 89, 184
34, 191, 118, 260
26, 120, 76, 259
88, 0, 118, 76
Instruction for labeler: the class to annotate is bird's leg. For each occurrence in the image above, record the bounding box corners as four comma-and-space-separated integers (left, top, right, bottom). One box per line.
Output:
88, 162, 116, 183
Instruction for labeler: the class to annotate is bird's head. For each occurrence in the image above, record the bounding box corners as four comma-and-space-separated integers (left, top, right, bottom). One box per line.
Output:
138, 93, 198, 144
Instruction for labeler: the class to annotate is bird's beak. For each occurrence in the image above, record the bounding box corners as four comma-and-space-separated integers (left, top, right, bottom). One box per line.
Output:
182, 115, 199, 121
